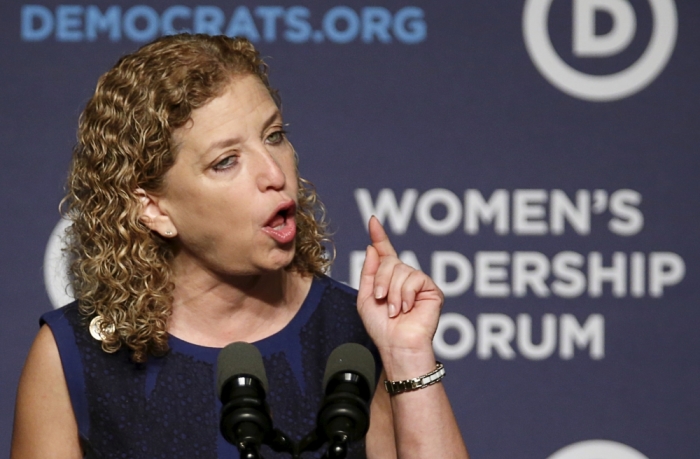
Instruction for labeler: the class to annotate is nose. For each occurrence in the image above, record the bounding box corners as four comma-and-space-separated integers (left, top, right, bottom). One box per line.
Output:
254, 146, 287, 191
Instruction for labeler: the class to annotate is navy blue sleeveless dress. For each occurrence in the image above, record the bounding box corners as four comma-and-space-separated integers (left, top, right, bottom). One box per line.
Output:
41, 275, 379, 459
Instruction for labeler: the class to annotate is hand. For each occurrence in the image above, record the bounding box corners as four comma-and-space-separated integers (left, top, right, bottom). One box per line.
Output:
357, 216, 444, 363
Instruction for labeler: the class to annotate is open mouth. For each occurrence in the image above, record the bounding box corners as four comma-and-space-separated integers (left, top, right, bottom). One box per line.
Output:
262, 201, 297, 244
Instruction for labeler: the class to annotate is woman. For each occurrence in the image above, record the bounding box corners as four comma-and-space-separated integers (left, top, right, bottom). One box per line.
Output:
11, 34, 468, 459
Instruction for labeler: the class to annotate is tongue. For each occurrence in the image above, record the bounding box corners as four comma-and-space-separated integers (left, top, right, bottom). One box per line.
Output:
267, 213, 285, 228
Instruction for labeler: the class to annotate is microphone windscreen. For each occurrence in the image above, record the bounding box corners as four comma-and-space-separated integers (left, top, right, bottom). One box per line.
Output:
323, 343, 376, 394
217, 342, 269, 397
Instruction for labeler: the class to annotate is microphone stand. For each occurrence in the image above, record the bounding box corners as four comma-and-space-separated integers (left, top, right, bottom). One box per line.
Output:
230, 427, 295, 459
322, 434, 349, 459
287, 428, 349, 459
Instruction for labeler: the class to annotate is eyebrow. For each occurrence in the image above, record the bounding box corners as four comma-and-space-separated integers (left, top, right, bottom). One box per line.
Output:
261, 110, 283, 134
202, 110, 283, 156
204, 136, 241, 156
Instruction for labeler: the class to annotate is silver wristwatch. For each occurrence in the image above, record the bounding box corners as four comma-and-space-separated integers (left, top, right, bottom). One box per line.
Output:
383, 362, 446, 395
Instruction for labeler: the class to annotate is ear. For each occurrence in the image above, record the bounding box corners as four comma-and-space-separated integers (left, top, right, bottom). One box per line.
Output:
134, 188, 177, 238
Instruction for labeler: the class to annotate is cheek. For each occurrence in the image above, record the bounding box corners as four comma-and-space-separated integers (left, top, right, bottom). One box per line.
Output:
167, 189, 241, 236
281, 156, 299, 191
177, 205, 253, 257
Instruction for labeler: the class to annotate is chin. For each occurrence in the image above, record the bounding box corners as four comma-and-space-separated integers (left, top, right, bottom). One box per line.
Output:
265, 245, 297, 272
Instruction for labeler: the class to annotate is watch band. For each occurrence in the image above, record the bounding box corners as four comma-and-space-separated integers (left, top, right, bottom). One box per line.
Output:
384, 362, 445, 395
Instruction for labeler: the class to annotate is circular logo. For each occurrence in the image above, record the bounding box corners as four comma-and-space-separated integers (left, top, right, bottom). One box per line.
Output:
547, 440, 649, 459
43, 218, 74, 309
523, 0, 678, 101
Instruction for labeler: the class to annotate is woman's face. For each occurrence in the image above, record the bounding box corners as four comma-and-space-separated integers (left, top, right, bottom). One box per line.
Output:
151, 74, 298, 277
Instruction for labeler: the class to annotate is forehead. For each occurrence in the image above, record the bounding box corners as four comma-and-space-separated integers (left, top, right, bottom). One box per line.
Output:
182, 75, 277, 133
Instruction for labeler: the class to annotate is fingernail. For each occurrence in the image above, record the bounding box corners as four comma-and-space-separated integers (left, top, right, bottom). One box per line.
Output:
374, 287, 384, 299
402, 301, 408, 313
388, 303, 397, 317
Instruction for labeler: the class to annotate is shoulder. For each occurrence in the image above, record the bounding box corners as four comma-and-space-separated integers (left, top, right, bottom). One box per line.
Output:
27, 324, 62, 364
312, 275, 364, 321
41, 301, 104, 346
308, 275, 376, 348
40, 300, 81, 328
39, 301, 96, 357
318, 274, 358, 300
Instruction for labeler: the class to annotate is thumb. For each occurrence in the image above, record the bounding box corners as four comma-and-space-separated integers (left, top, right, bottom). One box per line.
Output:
357, 245, 379, 305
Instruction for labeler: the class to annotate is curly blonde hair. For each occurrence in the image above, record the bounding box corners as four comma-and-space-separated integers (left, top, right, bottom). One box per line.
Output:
64, 34, 331, 363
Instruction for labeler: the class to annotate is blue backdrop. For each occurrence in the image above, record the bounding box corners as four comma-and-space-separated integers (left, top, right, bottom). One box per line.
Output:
1, 1, 698, 458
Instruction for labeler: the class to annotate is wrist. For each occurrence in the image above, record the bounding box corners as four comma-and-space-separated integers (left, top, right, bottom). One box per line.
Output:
379, 346, 437, 381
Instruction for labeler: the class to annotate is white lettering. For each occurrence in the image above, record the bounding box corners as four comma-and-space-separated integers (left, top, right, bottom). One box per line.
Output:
346, 250, 685, 298
433, 313, 475, 360
513, 189, 548, 235
551, 251, 586, 298
475, 252, 510, 297
431, 251, 473, 297
649, 252, 685, 297
550, 189, 590, 235
354, 188, 418, 235
415, 188, 462, 235
478, 314, 517, 359
464, 189, 509, 235
608, 189, 643, 236
588, 252, 627, 297
517, 314, 557, 360
560, 314, 605, 359
630, 251, 645, 297
512, 251, 551, 297
431, 313, 605, 361
573, 0, 636, 57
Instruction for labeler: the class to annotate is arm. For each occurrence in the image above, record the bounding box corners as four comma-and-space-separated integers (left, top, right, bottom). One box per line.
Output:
361, 217, 468, 459
365, 370, 396, 458
11, 325, 82, 459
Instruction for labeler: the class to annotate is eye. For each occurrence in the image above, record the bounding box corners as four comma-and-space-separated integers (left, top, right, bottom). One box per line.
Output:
212, 155, 238, 172
266, 129, 287, 145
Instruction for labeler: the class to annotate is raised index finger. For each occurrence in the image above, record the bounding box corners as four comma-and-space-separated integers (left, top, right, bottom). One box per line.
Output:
368, 216, 398, 258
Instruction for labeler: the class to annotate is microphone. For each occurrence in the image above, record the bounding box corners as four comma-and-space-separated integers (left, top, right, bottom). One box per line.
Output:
317, 343, 376, 458
217, 342, 273, 459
